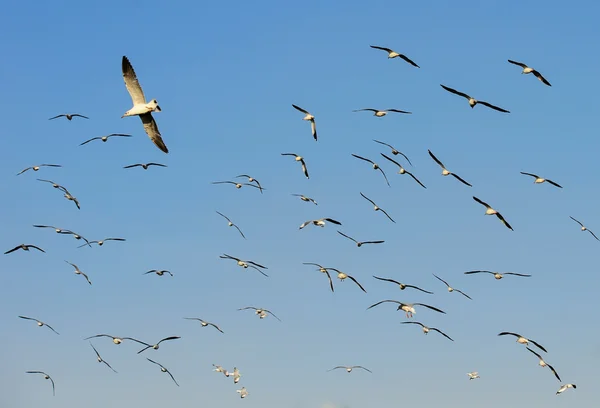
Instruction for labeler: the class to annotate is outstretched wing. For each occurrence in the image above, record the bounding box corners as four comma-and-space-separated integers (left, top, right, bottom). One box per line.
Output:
122, 56, 146, 105
140, 113, 168, 154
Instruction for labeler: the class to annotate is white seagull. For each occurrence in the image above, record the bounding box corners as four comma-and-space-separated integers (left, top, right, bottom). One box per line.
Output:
372, 276, 434, 294
353, 108, 412, 117
440, 84, 510, 113
216, 211, 246, 239
526, 347, 561, 382
337, 230, 385, 248
360, 192, 395, 223
497, 332, 547, 353
26, 371, 55, 396
432, 273, 472, 300
569, 216, 599, 240
467, 372, 480, 380
292, 104, 317, 141
380, 153, 426, 188
137, 336, 181, 354
464, 270, 531, 280
401, 321, 453, 341
238, 306, 281, 321
78, 238, 126, 248
144, 269, 173, 277
232, 367, 241, 383
327, 268, 367, 293
184, 318, 224, 333
49, 113, 88, 121
351, 154, 390, 186
428, 150, 472, 187
17, 164, 62, 176
237, 387, 249, 398
147, 358, 179, 386
508, 60, 551, 86
220, 254, 269, 277
18, 316, 60, 335
80, 133, 132, 146
83, 334, 149, 346
472, 196, 513, 231
366, 300, 446, 318
291, 194, 318, 205
520, 172, 562, 188
65, 261, 92, 285
299, 218, 342, 230
556, 384, 576, 395
328, 365, 372, 373
4, 244, 45, 255
89, 342, 118, 373
369, 45, 420, 67
302, 262, 335, 292
372, 139, 412, 166
281, 153, 310, 179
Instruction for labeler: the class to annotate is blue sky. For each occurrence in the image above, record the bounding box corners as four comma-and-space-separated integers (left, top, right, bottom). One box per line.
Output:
1, 0, 598, 406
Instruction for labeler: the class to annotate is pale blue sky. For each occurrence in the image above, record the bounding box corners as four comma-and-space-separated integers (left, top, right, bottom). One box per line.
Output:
1, 1, 598, 407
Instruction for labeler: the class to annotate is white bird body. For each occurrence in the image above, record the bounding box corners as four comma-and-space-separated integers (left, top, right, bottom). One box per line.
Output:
467, 372, 480, 380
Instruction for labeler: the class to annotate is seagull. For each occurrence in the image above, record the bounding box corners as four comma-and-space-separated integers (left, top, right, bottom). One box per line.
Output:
497, 332, 547, 353
292, 104, 317, 141
4, 244, 45, 255
337, 230, 384, 247
59, 186, 81, 210
281, 153, 309, 179
220, 254, 269, 277
432, 274, 472, 300
526, 347, 561, 381
49, 113, 89, 121
428, 150, 472, 187
33, 225, 67, 234
123, 163, 167, 170
366, 300, 446, 318
26, 371, 55, 395
37, 179, 67, 190
216, 211, 246, 239
472, 196, 513, 231
232, 367, 241, 383
213, 364, 230, 377
401, 321, 453, 341
238, 306, 281, 321
146, 358, 179, 386
65, 261, 92, 285
353, 108, 412, 117
372, 140, 412, 165
327, 268, 367, 293
235, 174, 264, 193
78, 238, 126, 248
211, 180, 262, 190
291, 194, 317, 205
137, 336, 181, 354
183, 318, 224, 333
380, 153, 426, 188
360, 192, 395, 223
328, 365, 372, 373
556, 384, 576, 395
299, 218, 342, 229
83, 334, 150, 346
18, 316, 60, 335
58, 229, 92, 247
369, 45, 420, 67
80, 133, 132, 146
520, 172, 562, 188
351, 154, 390, 186
302, 262, 335, 292
467, 372, 480, 380
372, 276, 434, 294
16, 164, 62, 175
464, 270, 531, 280
144, 269, 173, 277
237, 387, 249, 398
507, 60, 551, 86
121, 56, 168, 153
440, 85, 510, 113
89, 342, 117, 373
569, 216, 599, 240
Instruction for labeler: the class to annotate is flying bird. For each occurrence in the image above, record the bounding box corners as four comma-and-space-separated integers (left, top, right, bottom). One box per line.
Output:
4, 244, 45, 255
401, 321, 453, 341
144, 269, 173, 277
428, 150, 472, 187
33, 225, 67, 234
59, 186, 81, 210
89, 342, 117, 373
467, 372, 480, 380
83, 334, 149, 345
281, 153, 310, 179
432, 273, 472, 300
556, 384, 576, 395
26, 371, 55, 395
232, 367, 241, 384
507, 60, 551, 86
366, 300, 446, 318
220, 254, 269, 277
526, 347, 561, 382
121, 56, 168, 153
498, 332, 547, 353
328, 365, 372, 373
146, 358, 179, 386
372, 276, 433, 294
58, 229, 92, 247
183, 318, 224, 334
337, 230, 384, 247
16, 164, 62, 175
238, 306, 281, 321
569, 216, 599, 240
211, 180, 262, 190
299, 218, 342, 230
123, 163, 167, 170
237, 387, 249, 398
213, 364, 230, 377
472, 196, 513, 231
353, 108, 412, 117
18, 316, 60, 335
520, 172, 562, 188
80, 133, 132, 146
302, 262, 335, 292
369, 45, 420, 67
372, 139, 412, 165
235, 174, 264, 193
65, 261, 92, 285
291, 194, 317, 205
328, 268, 367, 293
440, 84, 510, 113
49, 113, 89, 121
464, 270, 531, 280
137, 336, 181, 354
78, 238, 126, 248
292, 104, 318, 141
360, 192, 395, 223
380, 153, 426, 188
216, 211, 246, 239
37, 179, 67, 190
351, 154, 390, 186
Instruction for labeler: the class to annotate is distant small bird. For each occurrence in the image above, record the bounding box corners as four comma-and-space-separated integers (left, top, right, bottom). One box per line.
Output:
440, 84, 510, 113
497, 332, 547, 353
353, 108, 412, 117
360, 192, 395, 223
4, 244, 45, 255
37, 179, 67, 190
78, 238, 126, 248
60, 186, 81, 210
123, 163, 167, 170
18, 316, 60, 335
49, 113, 89, 121
428, 150, 472, 187
232, 367, 241, 384
507, 60, 551, 86
292, 104, 318, 141
65, 261, 92, 285
369, 45, 420, 67
328, 365, 372, 373
26, 371, 55, 395
372, 276, 433, 294
146, 358, 179, 386
237, 386, 249, 398
467, 372, 480, 380
351, 154, 390, 187
211, 180, 262, 190
33, 225, 66, 233
281, 153, 310, 179
367, 300, 446, 318
520, 172, 562, 188
220, 254, 269, 277
213, 364, 230, 377
299, 218, 342, 230
569, 216, 599, 241
401, 321, 453, 341
372, 140, 412, 165
238, 306, 281, 321
302, 262, 335, 292
473, 196, 513, 231
235, 174, 264, 193
89, 342, 117, 373
80, 133, 132, 146
16, 164, 62, 175
137, 336, 181, 354
83, 334, 149, 345
58, 229, 92, 247
144, 269, 173, 277
380, 153, 426, 188
337, 230, 384, 248
432, 273, 472, 300
556, 384, 576, 395
183, 318, 224, 333
526, 347, 561, 382
328, 268, 367, 293
291, 194, 317, 205
464, 270, 531, 280
216, 211, 246, 239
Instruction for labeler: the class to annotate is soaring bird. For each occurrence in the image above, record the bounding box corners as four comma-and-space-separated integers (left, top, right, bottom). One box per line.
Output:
556, 384, 576, 395
520, 172, 562, 188
216, 211, 246, 239
89, 342, 118, 373
16, 164, 62, 175
137, 336, 181, 354
299, 218, 342, 230
302, 262, 335, 292
78, 238, 126, 248
337, 230, 384, 248
497, 332, 547, 353
58, 186, 81, 210
353, 108, 411, 117
366, 300, 446, 318
65, 261, 92, 285
472, 196, 513, 231
291, 194, 318, 205
327, 268, 367, 293
292, 104, 318, 141
328, 365, 372, 373
428, 150, 472, 187
380, 153, 426, 188
146, 358, 179, 386
369, 45, 420, 67
49, 113, 89, 121
238, 306, 281, 321
220, 254, 269, 277
440, 84, 510, 113
121, 56, 168, 153
569, 216, 599, 240
58, 229, 92, 247
237, 387, 249, 398
232, 367, 241, 384
401, 321, 454, 341
360, 192, 395, 223
351, 154, 390, 186
372, 139, 413, 165
123, 163, 167, 170
18, 316, 60, 335
526, 347, 561, 382
80, 133, 132, 146
183, 318, 224, 333
432, 273, 472, 300
507, 60, 551, 86
372, 276, 433, 294
281, 153, 310, 179
37, 179, 67, 190
235, 174, 264, 193
467, 372, 480, 380
26, 371, 55, 395
211, 180, 262, 190
4, 244, 45, 255
144, 269, 173, 277
464, 270, 531, 280
83, 334, 149, 346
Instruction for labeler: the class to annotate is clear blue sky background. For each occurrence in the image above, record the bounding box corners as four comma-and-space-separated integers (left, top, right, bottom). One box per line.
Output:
1, 1, 598, 407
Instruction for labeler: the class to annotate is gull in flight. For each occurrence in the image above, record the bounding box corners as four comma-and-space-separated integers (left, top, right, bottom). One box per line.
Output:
351, 154, 390, 186
65, 261, 92, 285
556, 384, 576, 395
4, 244, 45, 255
121, 56, 168, 153
84, 334, 150, 346
238, 306, 281, 321
467, 372, 480, 380
281, 153, 309, 179
26, 371, 55, 396
220, 254, 269, 277
520, 172, 562, 188
401, 321, 454, 341
58, 229, 92, 247
353, 108, 412, 117
78, 238, 126, 248
497, 332, 547, 353
440, 84, 510, 113
89, 342, 117, 373
37, 178, 67, 190
123, 163, 167, 170
366, 300, 446, 318
147, 358, 179, 386
299, 218, 342, 230
237, 387, 249, 398
213, 364, 230, 377
144, 269, 173, 277
472, 196, 513, 231
328, 365, 372, 373
137, 336, 181, 354
49, 113, 89, 121
327, 268, 367, 293
292, 194, 317, 205
292, 104, 317, 141
33, 225, 66, 234
17, 164, 62, 175
235, 174, 264, 193
337, 230, 384, 248
211, 180, 262, 191
183, 318, 224, 333
526, 347, 561, 381
507, 60, 551, 86
216, 211, 246, 239
428, 150, 472, 187
60, 186, 81, 210
360, 192, 395, 223
80, 133, 132, 146
372, 140, 412, 166
302, 262, 335, 292
380, 153, 426, 188
369, 45, 420, 67
464, 270, 531, 280
569, 216, 599, 241
232, 367, 241, 383
432, 273, 472, 300
372, 276, 433, 294
18, 316, 60, 335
